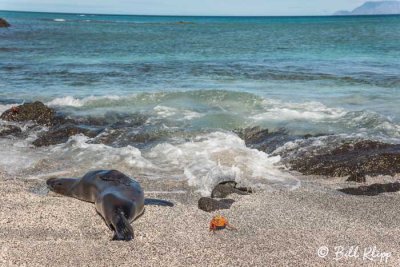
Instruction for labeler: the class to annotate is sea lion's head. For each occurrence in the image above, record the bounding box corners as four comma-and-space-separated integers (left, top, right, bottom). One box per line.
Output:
46, 177, 73, 195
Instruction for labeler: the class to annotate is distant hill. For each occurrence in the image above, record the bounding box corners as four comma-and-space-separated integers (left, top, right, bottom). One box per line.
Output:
334, 1, 400, 15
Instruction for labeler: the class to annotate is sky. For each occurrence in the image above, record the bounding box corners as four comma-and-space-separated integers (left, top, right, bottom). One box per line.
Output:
0, 0, 369, 16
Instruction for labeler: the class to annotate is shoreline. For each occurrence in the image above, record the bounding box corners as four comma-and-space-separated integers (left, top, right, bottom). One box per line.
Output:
1, 172, 400, 266
1, 101, 400, 265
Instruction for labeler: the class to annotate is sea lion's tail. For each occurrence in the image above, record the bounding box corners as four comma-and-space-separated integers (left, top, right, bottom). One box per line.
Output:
112, 209, 134, 241
144, 198, 174, 207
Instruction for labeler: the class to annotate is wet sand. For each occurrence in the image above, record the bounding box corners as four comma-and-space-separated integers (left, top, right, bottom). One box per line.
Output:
1, 172, 400, 266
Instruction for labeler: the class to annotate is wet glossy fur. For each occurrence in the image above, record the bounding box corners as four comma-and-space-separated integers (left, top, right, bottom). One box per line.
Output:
47, 170, 145, 241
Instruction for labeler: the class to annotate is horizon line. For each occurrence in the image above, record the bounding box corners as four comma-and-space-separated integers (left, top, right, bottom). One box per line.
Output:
1, 9, 328, 17
1, 9, 400, 18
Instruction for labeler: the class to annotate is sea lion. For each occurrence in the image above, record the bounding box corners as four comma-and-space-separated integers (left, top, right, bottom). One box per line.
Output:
46, 169, 173, 241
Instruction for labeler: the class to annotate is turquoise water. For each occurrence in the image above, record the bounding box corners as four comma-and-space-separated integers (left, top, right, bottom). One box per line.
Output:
1, 12, 400, 135
1, 11, 400, 136
0, 11, 399, 191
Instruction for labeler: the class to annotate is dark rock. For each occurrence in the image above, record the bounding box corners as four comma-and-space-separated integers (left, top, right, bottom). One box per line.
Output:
0, 102, 56, 126
198, 197, 235, 212
176, 21, 194, 25
92, 126, 173, 148
235, 126, 270, 144
236, 126, 328, 154
339, 182, 400, 196
51, 115, 74, 126
129, 132, 158, 143
235, 127, 302, 153
33, 123, 102, 146
0, 125, 22, 137
0, 18, 10, 28
211, 181, 252, 198
303, 133, 327, 139
78, 112, 147, 128
346, 172, 366, 183
290, 140, 400, 180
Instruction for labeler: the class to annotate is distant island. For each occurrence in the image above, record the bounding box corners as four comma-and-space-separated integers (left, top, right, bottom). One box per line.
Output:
334, 1, 400, 15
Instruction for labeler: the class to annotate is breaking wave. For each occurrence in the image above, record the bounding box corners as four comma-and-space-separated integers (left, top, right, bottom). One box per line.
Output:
43, 90, 398, 137
1, 90, 399, 194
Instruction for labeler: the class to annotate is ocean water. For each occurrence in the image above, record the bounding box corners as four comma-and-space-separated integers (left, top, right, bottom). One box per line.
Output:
0, 11, 399, 194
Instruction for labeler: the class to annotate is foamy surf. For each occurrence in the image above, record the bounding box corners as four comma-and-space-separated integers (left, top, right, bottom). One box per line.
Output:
46, 95, 122, 107
41, 91, 400, 139
252, 99, 346, 121
0, 128, 300, 195
1, 89, 399, 195
146, 131, 300, 195
153, 105, 203, 121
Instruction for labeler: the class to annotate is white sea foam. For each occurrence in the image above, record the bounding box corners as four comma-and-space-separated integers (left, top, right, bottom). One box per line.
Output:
336, 110, 400, 138
376, 121, 400, 137
46, 96, 86, 107
153, 105, 176, 118
54, 19, 66, 22
146, 131, 300, 195
153, 105, 203, 120
4, 91, 398, 193
0, 133, 153, 176
0, 130, 299, 195
0, 149, 39, 175
46, 95, 121, 107
252, 99, 346, 121
50, 134, 155, 170
0, 137, 44, 175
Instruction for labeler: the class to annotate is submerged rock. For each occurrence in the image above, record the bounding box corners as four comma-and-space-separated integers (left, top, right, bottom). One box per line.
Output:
211, 181, 252, 198
339, 182, 400, 196
0, 125, 22, 137
176, 21, 194, 25
198, 197, 235, 212
33, 123, 102, 147
235, 126, 310, 154
237, 127, 400, 182
78, 112, 147, 128
0, 102, 105, 146
0, 18, 10, 28
92, 127, 172, 148
235, 126, 270, 144
0, 102, 56, 126
289, 140, 400, 181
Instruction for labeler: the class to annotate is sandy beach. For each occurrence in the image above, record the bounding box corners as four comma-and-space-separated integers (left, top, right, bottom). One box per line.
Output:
1, 171, 399, 266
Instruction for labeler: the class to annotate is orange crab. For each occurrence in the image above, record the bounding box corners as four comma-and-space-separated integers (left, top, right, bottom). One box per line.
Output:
209, 215, 237, 232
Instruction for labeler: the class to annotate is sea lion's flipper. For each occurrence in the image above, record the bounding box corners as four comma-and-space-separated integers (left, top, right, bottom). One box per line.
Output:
144, 198, 174, 207
111, 210, 134, 241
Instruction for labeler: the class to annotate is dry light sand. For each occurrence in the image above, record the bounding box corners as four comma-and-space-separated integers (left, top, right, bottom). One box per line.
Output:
1, 171, 400, 266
